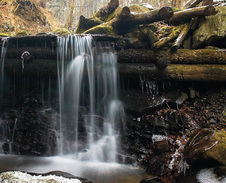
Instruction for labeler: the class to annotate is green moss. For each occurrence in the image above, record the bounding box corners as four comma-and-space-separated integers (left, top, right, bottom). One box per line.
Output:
172, 7, 181, 12
206, 130, 226, 166
129, 4, 149, 13
53, 28, 71, 36
0, 33, 9, 37
102, 6, 122, 22
16, 30, 29, 36
84, 23, 117, 35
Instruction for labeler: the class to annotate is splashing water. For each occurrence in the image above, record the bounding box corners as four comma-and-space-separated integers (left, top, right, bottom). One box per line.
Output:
57, 35, 124, 162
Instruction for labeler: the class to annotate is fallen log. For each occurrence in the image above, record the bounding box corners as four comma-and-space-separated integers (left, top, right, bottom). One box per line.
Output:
185, 0, 203, 9
5, 47, 226, 65
112, 6, 174, 34
4, 59, 226, 82
84, 6, 174, 35
118, 64, 226, 82
76, 15, 103, 33
117, 49, 226, 64
153, 26, 183, 49
171, 21, 193, 51
168, 5, 216, 25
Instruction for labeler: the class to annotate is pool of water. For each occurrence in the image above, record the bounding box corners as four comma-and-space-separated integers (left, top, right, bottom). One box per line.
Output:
0, 155, 149, 183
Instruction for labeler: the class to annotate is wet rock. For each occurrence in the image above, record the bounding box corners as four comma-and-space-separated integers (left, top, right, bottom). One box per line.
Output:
155, 140, 170, 153
2, 98, 58, 156
163, 90, 188, 107
184, 128, 226, 167
21, 51, 34, 64
140, 177, 162, 183
2, 143, 10, 154
192, 6, 226, 48
189, 87, 199, 99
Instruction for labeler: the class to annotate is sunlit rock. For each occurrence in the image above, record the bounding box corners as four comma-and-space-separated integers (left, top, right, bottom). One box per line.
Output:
192, 6, 226, 48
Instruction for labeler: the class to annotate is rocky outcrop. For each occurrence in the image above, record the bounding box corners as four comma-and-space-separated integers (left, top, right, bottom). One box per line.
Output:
192, 6, 226, 48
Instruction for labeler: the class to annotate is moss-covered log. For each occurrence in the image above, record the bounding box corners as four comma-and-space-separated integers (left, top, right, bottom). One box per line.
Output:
4, 59, 226, 82
153, 26, 183, 49
172, 22, 193, 51
76, 15, 103, 33
112, 6, 174, 34
169, 5, 216, 25
84, 6, 174, 35
118, 64, 226, 82
117, 49, 226, 64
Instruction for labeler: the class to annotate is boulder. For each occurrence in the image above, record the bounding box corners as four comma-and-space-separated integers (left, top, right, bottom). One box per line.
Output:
184, 128, 226, 167
192, 6, 226, 48
0, 171, 92, 183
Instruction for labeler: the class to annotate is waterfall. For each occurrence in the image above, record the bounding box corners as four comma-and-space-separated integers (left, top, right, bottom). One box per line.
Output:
57, 35, 124, 162
0, 37, 8, 100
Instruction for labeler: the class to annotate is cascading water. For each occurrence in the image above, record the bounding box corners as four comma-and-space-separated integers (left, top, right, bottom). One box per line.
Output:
57, 35, 124, 162
0, 37, 8, 100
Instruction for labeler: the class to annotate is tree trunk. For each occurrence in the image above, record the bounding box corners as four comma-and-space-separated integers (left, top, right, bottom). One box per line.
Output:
5, 59, 226, 82
65, 0, 75, 28
118, 64, 226, 82
171, 21, 193, 51
117, 49, 226, 64
185, 0, 203, 8
112, 6, 174, 34
168, 5, 215, 25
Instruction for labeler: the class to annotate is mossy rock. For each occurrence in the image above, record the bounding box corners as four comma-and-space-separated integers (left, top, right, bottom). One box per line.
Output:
184, 128, 226, 167
16, 30, 29, 36
53, 28, 71, 36
205, 130, 226, 166
83, 22, 117, 35
129, 4, 149, 13
192, 6, 226, 48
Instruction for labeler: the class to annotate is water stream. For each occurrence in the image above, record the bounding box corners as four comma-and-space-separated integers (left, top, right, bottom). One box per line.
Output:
0, 35, 147, 182
57, 35, 124, 162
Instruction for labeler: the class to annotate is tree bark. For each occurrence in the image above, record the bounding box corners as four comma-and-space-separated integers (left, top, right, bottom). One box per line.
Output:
76, 15, 103, 33
118, 64, 226, 82
171, 21, 193, 51
112, 6, 174, 34
65, 0, 75, 28
117, 49, 226, 64
185, 0, 203, 9
5, 59, 226, 82
168, 5, 216, 25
